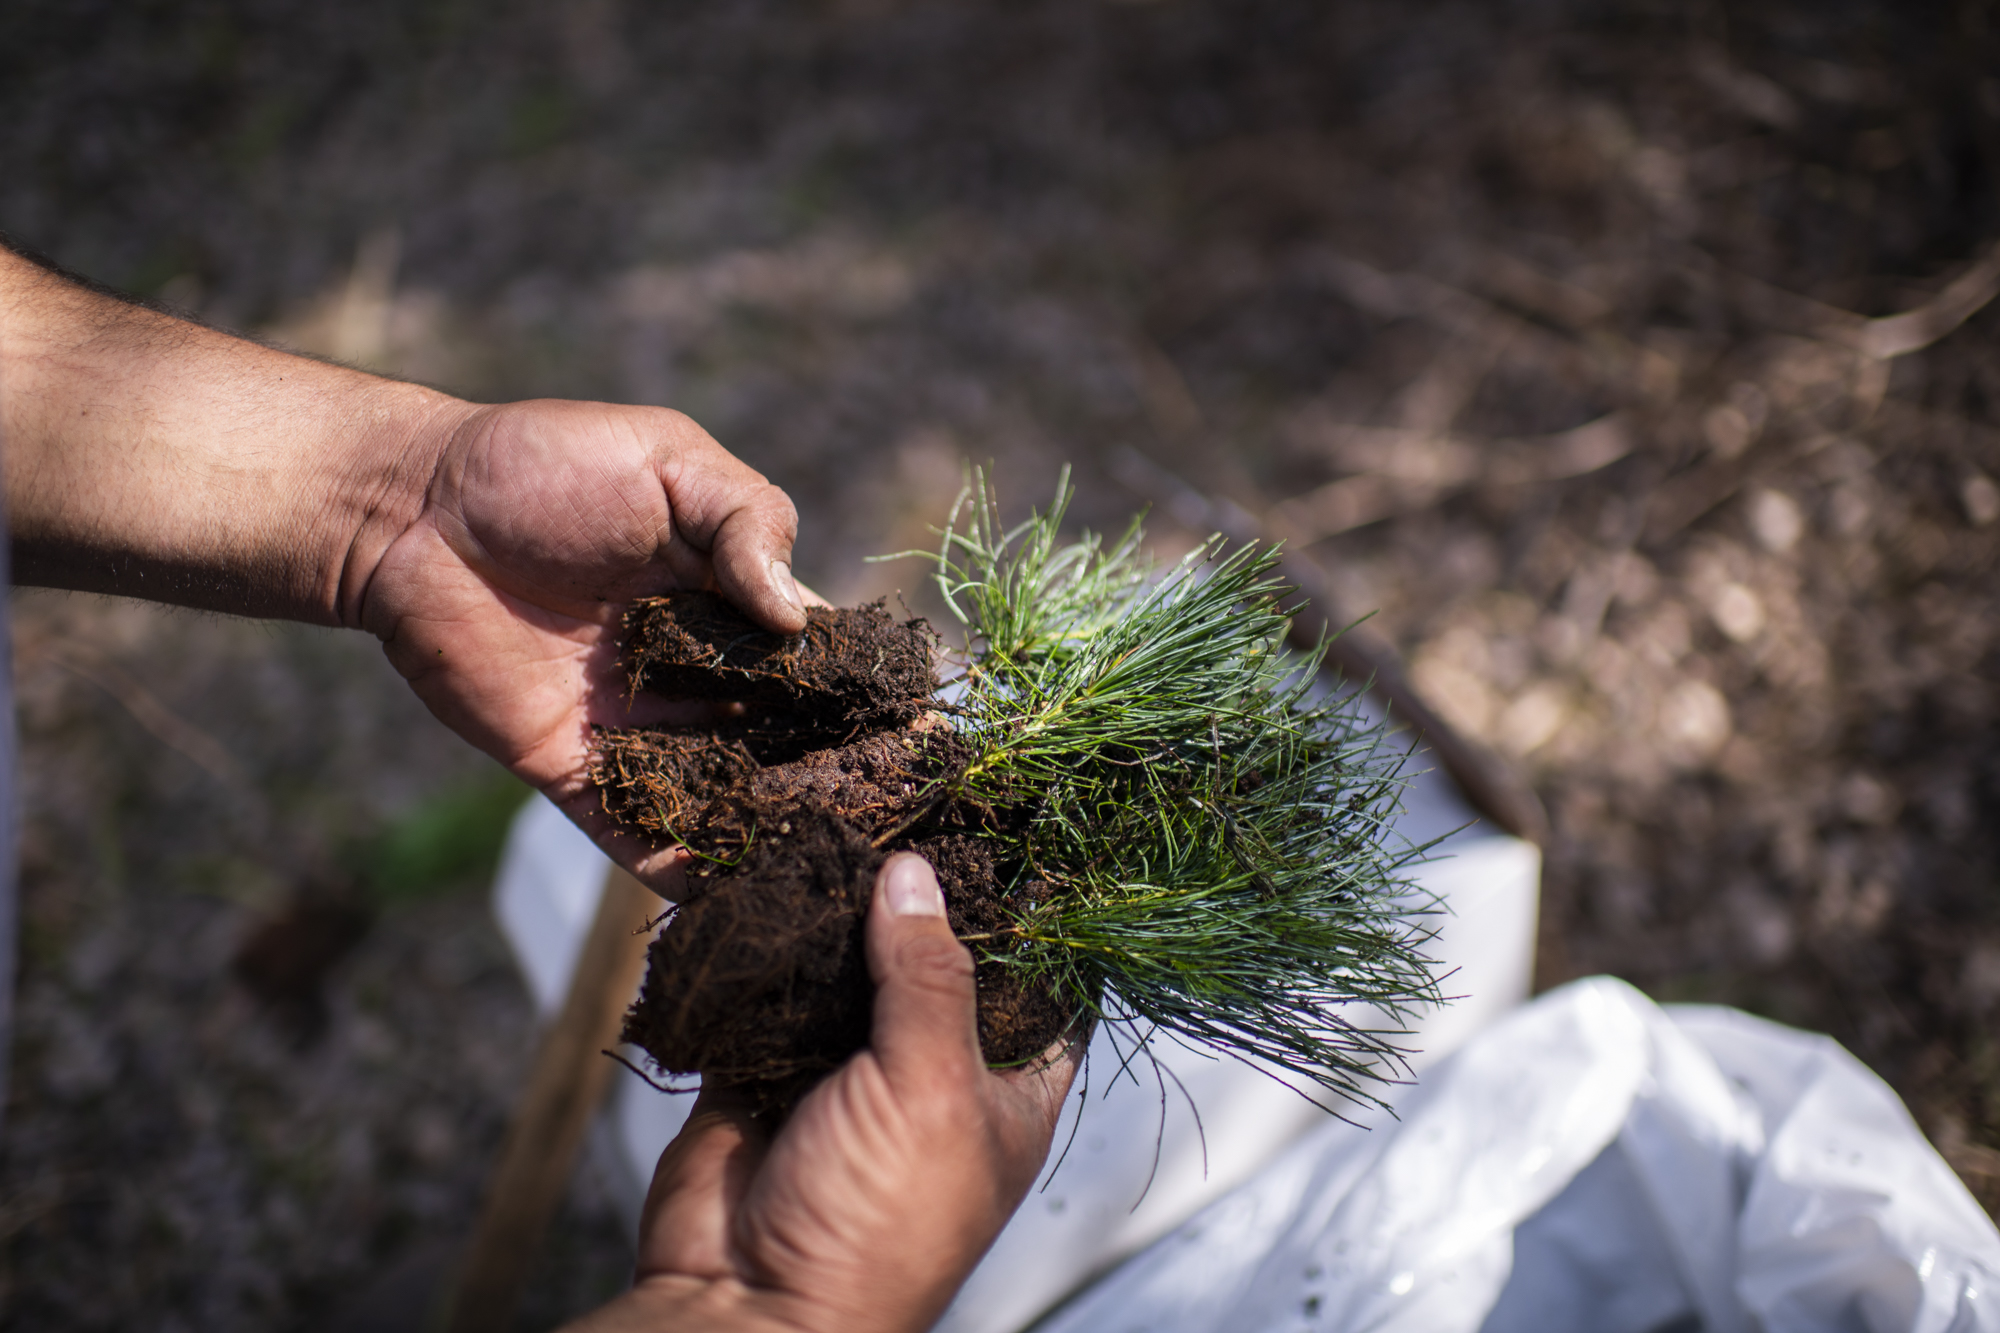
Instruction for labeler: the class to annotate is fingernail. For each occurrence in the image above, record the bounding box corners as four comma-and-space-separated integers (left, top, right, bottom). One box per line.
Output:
883, 855, 945, 917
771, 560, 805, 615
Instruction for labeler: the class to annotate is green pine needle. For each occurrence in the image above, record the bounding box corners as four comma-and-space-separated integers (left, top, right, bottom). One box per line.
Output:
887, 467, 1445, 1111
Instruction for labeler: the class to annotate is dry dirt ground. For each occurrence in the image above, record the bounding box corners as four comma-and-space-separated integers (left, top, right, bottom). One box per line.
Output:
3, 0, 1999, 1327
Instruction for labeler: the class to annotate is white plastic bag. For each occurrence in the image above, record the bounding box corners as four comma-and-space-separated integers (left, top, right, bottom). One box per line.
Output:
1032, 977, 2000, 1333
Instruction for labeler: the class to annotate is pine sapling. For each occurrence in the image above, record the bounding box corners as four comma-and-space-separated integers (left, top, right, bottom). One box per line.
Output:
592, 469, 1443, 1114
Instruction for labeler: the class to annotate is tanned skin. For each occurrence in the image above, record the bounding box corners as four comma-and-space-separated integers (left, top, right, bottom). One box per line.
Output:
0, 241, 806, 893
0, 245, 1078, 1331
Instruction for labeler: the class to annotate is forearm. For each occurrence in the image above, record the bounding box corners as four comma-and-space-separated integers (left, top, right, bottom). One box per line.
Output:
0, 243, 474, 625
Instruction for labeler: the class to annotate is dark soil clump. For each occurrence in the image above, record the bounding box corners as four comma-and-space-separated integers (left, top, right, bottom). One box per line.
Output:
620, 590, 937, 733
621, 816, 886, 1109
592, 592, 1081, 1112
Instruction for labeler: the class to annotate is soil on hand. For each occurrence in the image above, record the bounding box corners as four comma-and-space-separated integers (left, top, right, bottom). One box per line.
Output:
593, 591, 1079, 1113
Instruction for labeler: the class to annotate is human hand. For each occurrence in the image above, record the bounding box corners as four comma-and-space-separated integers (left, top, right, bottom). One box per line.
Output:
562, 853, 1082, 1333
0, 252, 810, 894
359, 398, 813, 894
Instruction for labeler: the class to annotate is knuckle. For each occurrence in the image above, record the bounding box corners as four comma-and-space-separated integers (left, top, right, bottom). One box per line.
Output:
893, 930, 975, 997
648, 405, 702, 442
759, 504, 799, 548
762, 484, 799, 533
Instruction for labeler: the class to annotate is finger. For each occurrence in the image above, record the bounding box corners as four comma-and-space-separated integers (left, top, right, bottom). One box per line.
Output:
706, 503, 807, 635
634, 1088, 769, 1281
791, 577, 833, 610
994, 1031, 1087, 1138
864, 853, 983, 1086
655, 427, 805, 635
542, 784, 695, 900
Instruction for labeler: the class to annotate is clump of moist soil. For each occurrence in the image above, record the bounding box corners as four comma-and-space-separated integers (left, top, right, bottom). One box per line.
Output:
590, 591, 1079, 1113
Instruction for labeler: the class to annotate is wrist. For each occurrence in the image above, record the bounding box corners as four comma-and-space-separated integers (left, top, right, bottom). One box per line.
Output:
320, 389, 478, 630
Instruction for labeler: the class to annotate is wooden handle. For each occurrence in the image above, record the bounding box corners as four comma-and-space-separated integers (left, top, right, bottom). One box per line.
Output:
440, 865, 657, 1333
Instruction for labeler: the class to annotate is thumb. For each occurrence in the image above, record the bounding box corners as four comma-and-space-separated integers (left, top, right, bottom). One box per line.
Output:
865, 853, 983, 1086
654, 427, 806, 634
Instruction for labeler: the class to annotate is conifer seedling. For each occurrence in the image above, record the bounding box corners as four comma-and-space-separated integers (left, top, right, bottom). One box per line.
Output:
591, 470, 1442, 1115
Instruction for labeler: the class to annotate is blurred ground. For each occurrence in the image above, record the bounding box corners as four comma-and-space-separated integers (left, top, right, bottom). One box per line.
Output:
3, 0, 1999, 1327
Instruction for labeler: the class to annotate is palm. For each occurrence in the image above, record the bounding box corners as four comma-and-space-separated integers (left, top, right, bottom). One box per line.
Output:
362, 399, 804, 890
